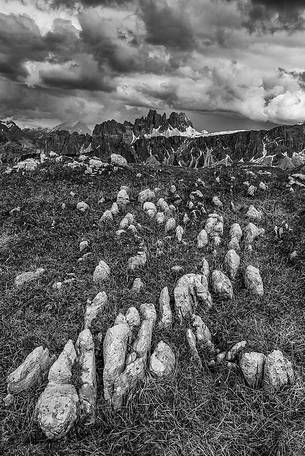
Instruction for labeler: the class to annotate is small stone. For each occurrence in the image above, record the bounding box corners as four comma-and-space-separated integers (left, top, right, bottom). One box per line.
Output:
183, 213, 190, 224
192, 315, 214, 352
143, 201, 157, 218
224, 249, 240, 280
212, 270, 233, 299
138, 189, 155, 204
247, 185, 256, 196
3, 393, 14, 406
149, 341, 175, 377
186, 328, 202, 368
156, 212, 165, 224
245, 265, 264, 296
116, 189, 129, 210
131, 277, 144, 293
226, 341, 247, 361
157, 198, 169, 212
201, 258, 210, 277
259, 182, 267, 190
15, 268, 45, 287
171, 265, 184, 273
77, 201, 89, 212
228, 237, 240, 251
240, 352, 266, 388
165, 217, 176, 233
128, 251, 147, 270
158, 286, 172, 329
110, 202, 119, 216
212, 196, 223, 208
244, 223, 265, 245
84, 291, 108, 329
176, 225, 184, 242
170, 185, 176, 194
263, 350, 294, 392
99, 210, 113, 224
197, 229, 208, 249
246, 205, 263, 222
230, 223, 242, 241
93, 260, 110, 283
79, 240, 89, 252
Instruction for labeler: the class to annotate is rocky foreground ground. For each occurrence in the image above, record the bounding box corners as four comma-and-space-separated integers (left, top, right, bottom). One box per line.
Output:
1, 154, 305, 456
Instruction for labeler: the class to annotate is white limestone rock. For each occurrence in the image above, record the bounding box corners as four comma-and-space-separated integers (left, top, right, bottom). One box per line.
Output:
197, 229, 208, 249
35, 340, 79, 440
157, 198, 169, 212
212, 270, 233, 299
75, 329, 97, 425
228, 237, 240, 251
156, 212, 165, 224
128, 251, 147, 271
143, 201, 157, 218
201, 258, 210, 277
205, 213, 223, 237
176, 225, 184, 242
247, 185, 256, 196
110, 202, 119, 216
259, 182, 267, 191
131, 277, 144, 293
230, 223, 242, 241
112, 357, 146, 410
103, 323, 130, 402
149, 342, 175, 377
244, 223, 265, 245
263, 350, 295, 392
138, 189, 155, 204
246, 205, 263, 222
126, 307, 141, 329
111, 153, 127, 167
84, 291, 108, 329
192, 315, 214, 352
240, 352, 266, 388
245, 265, 264, 296
7, 346, 52, 394
183, 213, 190, 224
226, 341, 247, 361
225, 249, 240, 280
158, 286, 172, 329
79, 240, 89, 252
14, 268, 45, 287
165, 217, 176, 233
212, 196, 223, 208
93, 260, 110, 283
174, 274, 213, 322
116, 189, 129, 210
76, 201, 89, 212
186, 328, 202, 368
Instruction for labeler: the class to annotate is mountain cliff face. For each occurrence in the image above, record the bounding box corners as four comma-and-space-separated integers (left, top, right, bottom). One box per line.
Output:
1, 111, 305, 169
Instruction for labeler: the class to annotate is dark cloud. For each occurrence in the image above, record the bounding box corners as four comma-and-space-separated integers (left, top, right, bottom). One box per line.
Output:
140, 0, 196, 50
49, 0, 131, 8
44, 19, 81, 62
231, 0, 305, 32
0, 13, 47, 81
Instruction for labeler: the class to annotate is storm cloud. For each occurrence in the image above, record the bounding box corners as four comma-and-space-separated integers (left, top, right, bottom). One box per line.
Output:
1, 0, 305, 130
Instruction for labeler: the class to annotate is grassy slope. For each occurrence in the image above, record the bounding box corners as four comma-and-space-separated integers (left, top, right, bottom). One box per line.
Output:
1, 161, 305, 456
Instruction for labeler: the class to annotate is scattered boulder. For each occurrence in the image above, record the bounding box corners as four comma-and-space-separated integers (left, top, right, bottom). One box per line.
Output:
79, 240, 89, 252
201, 258, 210, 277
263, 350, 294, 392
143, 201, 157, 218
246, 205, 263, 222
158, 286, 172, 329
230, 223, 242, 241
110, 202, 119, 216
156, 212, 165, 224
111, 153, 127, 167
131, 277, 144, 293
176, 225, 184, 242
126, 307, 141, 329
186, 328, 202, 368
212, 196, 223, 208
149, 342, 175, 377
245, 265, 264, 296
165, 217, 176, 233
174, 274, 213, 322
244, 223, 265, 246
157, 198, 169, 212
128, 250, 147, 271
138, 189, 155, 204
6, 346, 52, 395
197, 229, 208, 249
240, 352, 266, 388
14, 268, 45, 287
247, 185, 256, 196
35, 340, 79, 440
116, 189, 129, 210
192, 315, 214, 352
84, 291, 108, 329
93, 260, 110, 284
224, 249, 240, 280
212, 270, 233, 299
103, 322, 130, 402
76, 202, 89, 212
75, 329, 97, 425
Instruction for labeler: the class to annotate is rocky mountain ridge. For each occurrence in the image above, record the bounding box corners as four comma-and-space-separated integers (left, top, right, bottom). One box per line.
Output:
1, 110, 305, 169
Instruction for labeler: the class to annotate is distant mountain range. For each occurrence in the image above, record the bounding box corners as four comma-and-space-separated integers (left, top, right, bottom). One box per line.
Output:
1, 110, 305, 170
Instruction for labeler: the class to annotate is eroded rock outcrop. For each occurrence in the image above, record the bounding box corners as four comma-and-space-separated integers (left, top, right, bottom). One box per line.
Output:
240, 352, 266, 388
244, 265, 264, 296
158, 286, 172, 329
84, 291, 108, 329
263, 350, 294, 392
174, 274, 212, 322
212, 270, 233, 299
93, 260, 110, 283
224, 250, 240, 280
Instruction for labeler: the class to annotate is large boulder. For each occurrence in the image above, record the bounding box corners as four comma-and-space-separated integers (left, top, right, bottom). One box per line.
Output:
263, 350, 295, 392
174, 273, 212, 322
212, 270, 233, 299
35, 340, 79, 440
75, 329, 97, 425
149, 341, 175, 377
240, 352, 266, 388
244, 265, 264, 296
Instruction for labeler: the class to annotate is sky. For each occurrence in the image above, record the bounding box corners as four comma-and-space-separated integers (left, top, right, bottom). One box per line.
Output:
1, 0, 305, 132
